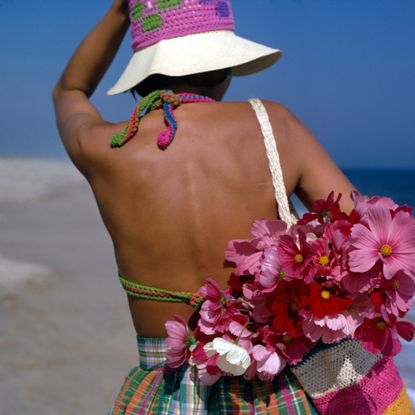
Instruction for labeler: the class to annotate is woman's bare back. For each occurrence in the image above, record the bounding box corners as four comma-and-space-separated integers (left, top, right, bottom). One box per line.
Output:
74, 100, 354, 336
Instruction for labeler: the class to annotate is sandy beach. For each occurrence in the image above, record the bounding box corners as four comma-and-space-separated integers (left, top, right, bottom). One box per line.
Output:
0, 157, 414, 414
0, 158, 137, 414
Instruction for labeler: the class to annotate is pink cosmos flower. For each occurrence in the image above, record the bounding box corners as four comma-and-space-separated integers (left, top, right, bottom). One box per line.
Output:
342, 266, 382, 294
198, 278, 237, 335
225, 219, 287, 276
383, 270, 415, 316
278, 230, 316, 282
311, 236, 342, 279
250, 219, 287, 250
224, 240, 262, 275
325, 220, 353, 253
302, 311, 357, 344
242, 283, 273, 323
353, 193, 398, 220
354, 317, 402, 356
252, 344, 286, 381
260, 326, 313, 365
258, 247, 285, 290
228, 318, 252, 339
165, 315, 194, 368
349, 207, 415, 279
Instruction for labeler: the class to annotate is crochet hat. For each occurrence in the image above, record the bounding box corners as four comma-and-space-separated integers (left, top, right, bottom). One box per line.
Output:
107, 0, 282, 95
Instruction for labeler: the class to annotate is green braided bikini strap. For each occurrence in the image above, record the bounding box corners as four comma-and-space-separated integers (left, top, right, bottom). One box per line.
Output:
118, 274, 204, 310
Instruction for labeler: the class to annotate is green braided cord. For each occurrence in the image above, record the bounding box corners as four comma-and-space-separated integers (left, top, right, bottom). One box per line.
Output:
118, 274, 204, 309
110, 90, 174, 147
110, 124, 130, 147
140, 89, 163, 111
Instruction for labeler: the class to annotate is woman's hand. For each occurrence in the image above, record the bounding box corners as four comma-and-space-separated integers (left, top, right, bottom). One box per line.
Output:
112, 0, 129, 15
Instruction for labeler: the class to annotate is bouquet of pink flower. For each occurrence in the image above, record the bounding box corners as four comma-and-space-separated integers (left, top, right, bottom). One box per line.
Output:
165, 192, 415, 385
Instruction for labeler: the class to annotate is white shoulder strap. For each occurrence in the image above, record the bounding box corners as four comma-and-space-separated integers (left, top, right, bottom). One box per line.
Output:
248, 98, 295, 226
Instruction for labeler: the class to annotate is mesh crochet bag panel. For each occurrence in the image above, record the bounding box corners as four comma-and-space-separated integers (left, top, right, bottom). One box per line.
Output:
128, 0, 235, 50
289, 338, 413, 415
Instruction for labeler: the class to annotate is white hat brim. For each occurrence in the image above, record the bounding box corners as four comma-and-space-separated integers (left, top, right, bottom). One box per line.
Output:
107, 31, 282, 95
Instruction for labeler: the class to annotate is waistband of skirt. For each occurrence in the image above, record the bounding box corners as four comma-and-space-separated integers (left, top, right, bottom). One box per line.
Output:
136, 336, 168, 370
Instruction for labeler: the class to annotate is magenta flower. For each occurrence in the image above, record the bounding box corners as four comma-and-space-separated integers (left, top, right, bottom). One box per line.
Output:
354, 317, 402, 356
396, 321, 415, 343
342, 267, 381, 294
224, 239, 262, 275
250, 219, 287, 250
165, 315, 194, 368
242, 283, 273, 323
260, 326, 313, 365
278, 230, 316, 282
349, 207, 415, 279
383, 270, 415, 316
225, 219, 286, 276
198, 278, 239, 335
192, 342, 222, 385
325, 220, 353, 254
311, 236, 342, 279
279, 334, 313, 365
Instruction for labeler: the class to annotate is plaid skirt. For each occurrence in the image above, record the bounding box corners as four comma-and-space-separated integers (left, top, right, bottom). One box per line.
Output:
108, 337, 317, 415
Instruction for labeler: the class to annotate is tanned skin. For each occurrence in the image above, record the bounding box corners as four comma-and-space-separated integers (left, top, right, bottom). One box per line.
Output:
53, 0, 356, 337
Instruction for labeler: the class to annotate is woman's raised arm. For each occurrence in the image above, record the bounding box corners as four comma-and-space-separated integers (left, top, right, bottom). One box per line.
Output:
52, 0, 129, 162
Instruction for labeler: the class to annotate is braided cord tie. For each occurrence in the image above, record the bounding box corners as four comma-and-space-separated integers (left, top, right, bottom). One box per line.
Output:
118, 274, 204, 310
110, 90, 215, 150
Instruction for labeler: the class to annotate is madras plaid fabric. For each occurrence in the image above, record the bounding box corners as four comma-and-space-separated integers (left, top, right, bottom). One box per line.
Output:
290, 338, 414, 415
108, 336, 317, 415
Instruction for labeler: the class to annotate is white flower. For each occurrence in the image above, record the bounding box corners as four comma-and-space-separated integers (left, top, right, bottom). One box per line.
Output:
204, 338, 251, 376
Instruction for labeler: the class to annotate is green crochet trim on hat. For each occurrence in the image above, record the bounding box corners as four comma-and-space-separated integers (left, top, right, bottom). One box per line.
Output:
142, 13, 163, 32
157, 0, 183, 11
131, 2, 145, 21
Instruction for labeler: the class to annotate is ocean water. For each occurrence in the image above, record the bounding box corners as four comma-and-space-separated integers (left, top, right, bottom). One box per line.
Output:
343, 168, 415, 209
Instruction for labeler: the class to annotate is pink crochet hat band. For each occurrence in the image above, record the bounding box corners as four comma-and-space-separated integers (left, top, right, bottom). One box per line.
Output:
129, 0, 235, 51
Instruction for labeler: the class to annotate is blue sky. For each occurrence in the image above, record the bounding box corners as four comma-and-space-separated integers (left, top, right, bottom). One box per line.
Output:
0, 0, 414, 168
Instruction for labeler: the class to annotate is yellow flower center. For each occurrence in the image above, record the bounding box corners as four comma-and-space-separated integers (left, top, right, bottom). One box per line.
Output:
320, 290, 331, 300
375, 321, 387, 330
391, 279, 400, 290
379, 244, 393, 257
282, 335, 292, 344
294, 254, 304, 264
319, 255, 330, 266
279, 270, 286, 280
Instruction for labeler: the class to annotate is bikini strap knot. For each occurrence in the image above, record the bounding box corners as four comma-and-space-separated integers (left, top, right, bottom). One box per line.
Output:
110, 89, 214, 150
160, 89, 182, 108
